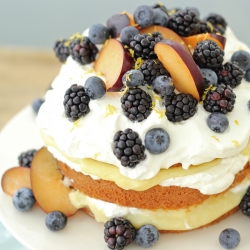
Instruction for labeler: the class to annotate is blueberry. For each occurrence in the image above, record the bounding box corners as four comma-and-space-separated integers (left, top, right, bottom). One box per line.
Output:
45, 211, 67, 231
200, 68, 218, 87
245, 69, 250, 82
88, 23, 110, 44
120, 26, 139, 45
84, 76, 106, 100
145, 128, 170, 154
152, 75, 175, 96
32, 98, 45, 114
207, 112, 229, 133
153, 8, 169, 27
133, 5, 154, 28
219, 228, 240, 249
231, 50, 250, 71
135, 224, 159, 248
122, 70, 145, 87
13, 188, 36, 212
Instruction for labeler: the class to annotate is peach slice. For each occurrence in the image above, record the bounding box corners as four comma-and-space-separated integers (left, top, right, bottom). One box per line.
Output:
1, 167, 31, 196
94, 39, 134, 92
154, 39, 205, 101
181, 33, 226, 50
31, 147, 78, 216
139, 25, 192, 56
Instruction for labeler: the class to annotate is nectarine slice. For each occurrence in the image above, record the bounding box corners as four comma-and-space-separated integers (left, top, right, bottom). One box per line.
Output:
140, 25, 192, 56
31, 147, 78, 216
154, 39, 205, 101
181, 33, 226, 50
94, 39, 133, 91
1, 167, 31, 196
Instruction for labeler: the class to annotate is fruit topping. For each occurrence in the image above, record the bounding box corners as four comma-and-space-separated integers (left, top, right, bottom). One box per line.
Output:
193, 40, 224, 69
164, 93, 198, 122
45, 211, 68, 231
31, 147, 78, 216
122, 70, 145, 88
152, 75, 175, 97
88, 23, 110, 44
104, 217, 136, 250
200, 68, 218, 88
203, 13, 227, 35
151, 3, 168, 13
18, 149, 37, 168
133, 5, 154, 28
84, 76, 106, 100
181, 33, 226, 50
219, 228, 240, 249
248, 100, 250, 110
198, 21, 212, 34
69, 35, 98, 65
113, 128, 146, 168
203, 84, 236, 114
167, 8, 200, 37
135, 224, 160, 248
54, 39, 70, 63
239, 185, 250, 217
245, 70, 250, 82
63, 84, 91, 122
121, 88, 152, 122
217, 62, 244, 88
207, 112, 229, 133
107, 13, 131, 38
139, 25, 192, 55
32, 98, 45, 114
139, 58, 170, 85
13, 187, 36, 212
154, 39, 205, 101
1, 167, 31, 196
120, 26, 139, 46
94, 39, 134, 92
145, 128, 170, 154
152, 8, 169, 27
231, 50, 250, 71
129, 32, 163, 60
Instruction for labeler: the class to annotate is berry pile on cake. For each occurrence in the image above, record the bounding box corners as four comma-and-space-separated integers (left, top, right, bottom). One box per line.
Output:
2, 3, 250, 250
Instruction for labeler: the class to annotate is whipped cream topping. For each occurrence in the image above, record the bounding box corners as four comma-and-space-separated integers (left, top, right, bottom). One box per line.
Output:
37, 27, 250, 181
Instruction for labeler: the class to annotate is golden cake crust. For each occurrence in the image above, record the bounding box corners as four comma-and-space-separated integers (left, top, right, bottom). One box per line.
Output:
58, 160, 250, 210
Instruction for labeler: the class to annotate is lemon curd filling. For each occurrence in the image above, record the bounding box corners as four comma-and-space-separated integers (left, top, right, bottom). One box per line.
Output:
42, 130, 250, 195
69, 177, 250, 230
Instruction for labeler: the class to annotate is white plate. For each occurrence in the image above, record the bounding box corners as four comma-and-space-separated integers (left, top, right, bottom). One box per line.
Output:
0, 106, 249, 250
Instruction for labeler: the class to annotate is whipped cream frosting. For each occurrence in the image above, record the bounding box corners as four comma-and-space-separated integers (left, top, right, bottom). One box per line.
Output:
37, 27, 250, 183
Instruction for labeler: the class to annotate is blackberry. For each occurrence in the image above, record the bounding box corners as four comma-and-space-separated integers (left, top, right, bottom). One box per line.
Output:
113, 128, 146, 168
104, 217, 136, 250
203, 84, 236, 114
129, 32, 163, 60
63, 84, 90, 121
239, 186, 250, 217
54, 39, 70, 63
69, 35, 98, 65
18, 149, 37, 168
193, 40, 224, 69
203, 13, 227, 35
167, 8, 200, 37
121, 88, 152, 122
217, 62, 244, 88
164, 93, 198, 122
139, 59, 170, 85
198, 21, 212, 34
